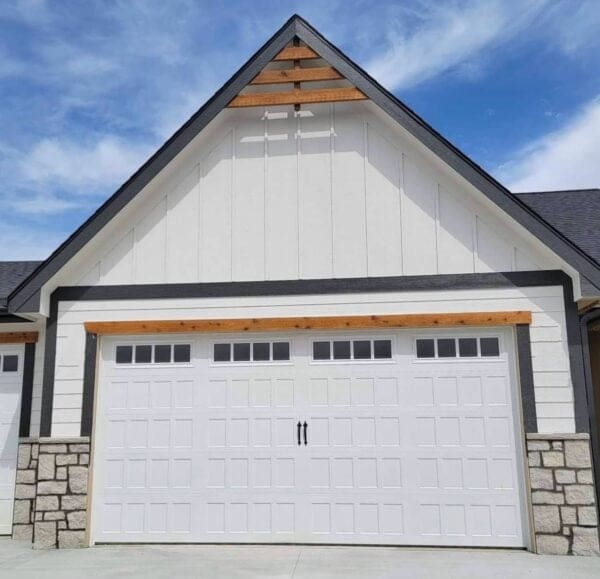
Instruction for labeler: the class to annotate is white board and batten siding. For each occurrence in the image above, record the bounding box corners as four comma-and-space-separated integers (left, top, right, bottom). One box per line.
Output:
38, 102, 578, 437
55, 101, 566, 288
49, 285, 574, 437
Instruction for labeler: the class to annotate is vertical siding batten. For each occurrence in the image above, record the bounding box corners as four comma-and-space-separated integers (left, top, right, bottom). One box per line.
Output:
331, 102, 367, 277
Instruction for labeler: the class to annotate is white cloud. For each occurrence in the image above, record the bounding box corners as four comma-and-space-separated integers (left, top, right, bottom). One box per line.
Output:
498, 97, 600, 192
366, 0, 547, 90
2, 0, 598, 238
8, 193, 82, 216
21, 136, 153, 192
549, 0, 600, 56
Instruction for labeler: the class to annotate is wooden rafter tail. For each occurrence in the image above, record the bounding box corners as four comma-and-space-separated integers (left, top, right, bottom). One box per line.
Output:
273, 46, 320, 61
228, 87, 367, 108
250, 67, 343, 85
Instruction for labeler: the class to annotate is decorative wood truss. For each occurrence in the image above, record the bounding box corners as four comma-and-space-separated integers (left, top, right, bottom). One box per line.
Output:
228, 40, 367, 108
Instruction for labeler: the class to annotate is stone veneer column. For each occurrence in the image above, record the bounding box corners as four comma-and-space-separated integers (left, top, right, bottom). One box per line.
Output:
13, 437, 91, 549
527, 433, 600, 556
12, 438, 39, 542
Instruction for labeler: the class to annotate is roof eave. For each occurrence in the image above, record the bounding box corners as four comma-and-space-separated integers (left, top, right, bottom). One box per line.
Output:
8, 14, 600, 313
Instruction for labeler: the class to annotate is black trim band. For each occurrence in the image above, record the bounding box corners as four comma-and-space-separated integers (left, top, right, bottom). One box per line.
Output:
51, 270, 569, 302
562, 281, 591, 433
516, 324, 537, 432
580, 308, 600, 509
38, 270, 587, 436
19, 342, 36, 438
81, 333, 98, 437
40, 298, 58, 437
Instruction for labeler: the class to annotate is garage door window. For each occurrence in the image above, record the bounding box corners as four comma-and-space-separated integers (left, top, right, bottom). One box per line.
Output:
416, 337, 500, 359
213, 341, 290, 363
312, 339, 392, 361
115, 344, 191, 365
0, 355, 18, 372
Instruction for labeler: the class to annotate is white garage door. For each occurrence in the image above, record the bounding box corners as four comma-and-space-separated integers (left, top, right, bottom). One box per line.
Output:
0, 345, 23, 535
91, 329, 527, 547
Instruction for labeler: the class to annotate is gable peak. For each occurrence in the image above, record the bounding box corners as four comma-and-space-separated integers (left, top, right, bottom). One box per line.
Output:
227, 30, 367, 110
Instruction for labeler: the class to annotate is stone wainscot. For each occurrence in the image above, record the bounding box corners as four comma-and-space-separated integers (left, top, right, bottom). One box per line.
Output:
12, 437, 90, 549
527, 433, 600, 555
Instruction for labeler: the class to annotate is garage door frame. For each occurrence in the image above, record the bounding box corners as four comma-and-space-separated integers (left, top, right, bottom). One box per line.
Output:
85, 316, 535, 548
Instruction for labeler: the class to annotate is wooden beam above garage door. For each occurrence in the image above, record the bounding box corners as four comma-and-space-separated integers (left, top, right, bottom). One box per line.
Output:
84, 311, 531, 336
0, 332, 38, 344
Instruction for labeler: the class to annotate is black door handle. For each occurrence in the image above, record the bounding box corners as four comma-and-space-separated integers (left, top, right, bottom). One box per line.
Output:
303, 421, 308, 445
297, 421, 301, 445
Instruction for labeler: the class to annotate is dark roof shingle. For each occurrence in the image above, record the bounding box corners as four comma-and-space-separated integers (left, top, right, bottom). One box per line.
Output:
516, 189, 600, 265
0, 261, 42, 305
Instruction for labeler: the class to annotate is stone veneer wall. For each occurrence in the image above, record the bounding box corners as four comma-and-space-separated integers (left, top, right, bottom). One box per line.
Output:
12, 437, 90, 549
12, 438, 38, 542
527, 433, 600, 556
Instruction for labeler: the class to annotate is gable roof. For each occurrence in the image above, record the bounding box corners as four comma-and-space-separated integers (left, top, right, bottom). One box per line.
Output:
0, 261, 42, 309
8, 14, 600, 312
516, 190, 600, 265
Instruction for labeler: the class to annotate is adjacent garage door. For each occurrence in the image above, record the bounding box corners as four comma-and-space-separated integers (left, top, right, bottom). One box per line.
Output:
91, 329, 527, 547
0, 345, 23, 535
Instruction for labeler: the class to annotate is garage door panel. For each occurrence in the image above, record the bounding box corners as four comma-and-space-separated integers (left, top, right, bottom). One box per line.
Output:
92, 330, 526, 546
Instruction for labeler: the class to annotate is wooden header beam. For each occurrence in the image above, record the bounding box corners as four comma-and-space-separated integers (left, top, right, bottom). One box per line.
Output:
229, 87, 366, 108
85, 311, 532, 336
0, 332, 39, 344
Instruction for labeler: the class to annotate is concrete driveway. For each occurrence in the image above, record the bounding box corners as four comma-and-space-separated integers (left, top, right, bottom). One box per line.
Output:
0, 539, 599, 578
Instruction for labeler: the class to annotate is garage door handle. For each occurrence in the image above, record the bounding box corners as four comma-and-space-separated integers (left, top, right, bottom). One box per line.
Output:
297, 421, 301, 446
303, 421, 308, 446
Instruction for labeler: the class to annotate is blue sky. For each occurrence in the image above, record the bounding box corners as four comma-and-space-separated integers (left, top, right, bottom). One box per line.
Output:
0, 0, 599, 260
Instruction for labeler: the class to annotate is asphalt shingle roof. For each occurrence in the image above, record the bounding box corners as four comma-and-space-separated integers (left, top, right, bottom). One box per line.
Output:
516, 189, 600, 265
0, 261, 42, 306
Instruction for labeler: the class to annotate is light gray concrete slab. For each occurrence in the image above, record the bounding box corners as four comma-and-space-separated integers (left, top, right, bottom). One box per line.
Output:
0, 540, 598, 578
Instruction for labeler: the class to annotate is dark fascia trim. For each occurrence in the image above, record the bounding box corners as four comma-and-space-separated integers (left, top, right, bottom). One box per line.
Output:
19, 342, 36, 438
7, 15, 600, 313
81, 332, 98, 437
0, 313, 35, 324
38, 270, 586, 437
294, 19, 600, 288
579, 308, 600, 508
6, 17, 296, 314
516, 324, 537, 433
